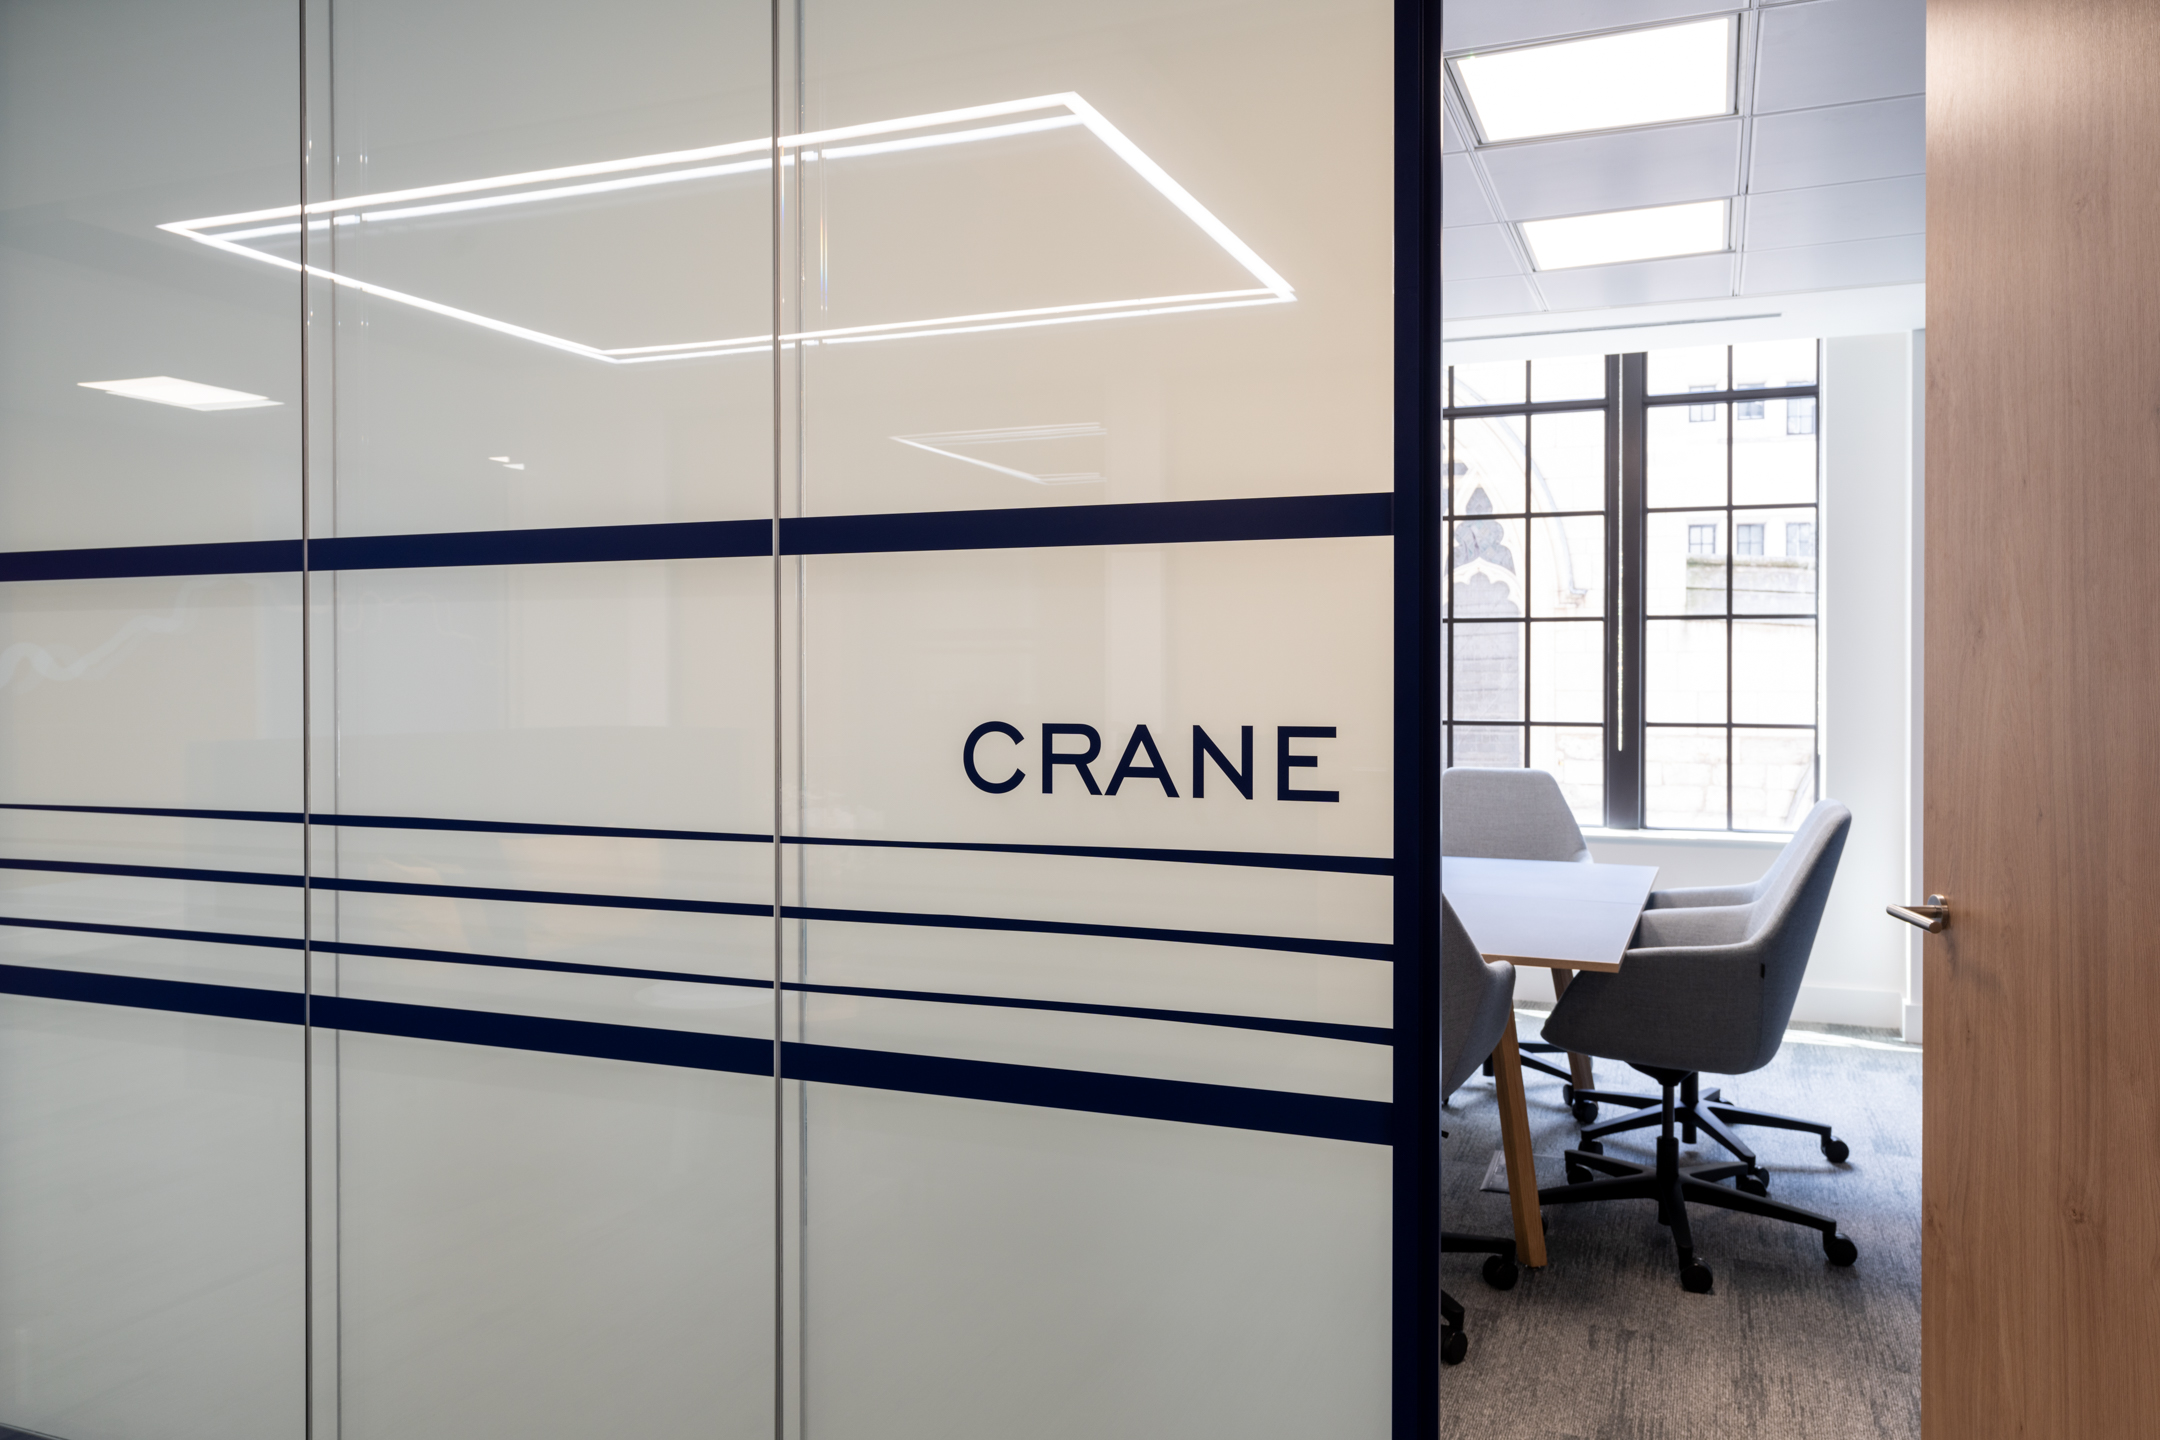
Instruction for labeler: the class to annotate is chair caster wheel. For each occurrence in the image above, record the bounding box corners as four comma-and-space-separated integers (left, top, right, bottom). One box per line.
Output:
1822, 1137, 1851, 1164
1576, 1138, 1603, 1156
1482, 1254, 1519, 1291
1679, 1259, 1715, 1293
1571, 1099, 1600, 1125
1441, 1326, 1468, 1366
1737, 1171, 1770, 1196
1566, 1164, 1592, 1186
1824, 1233, 1858, 1267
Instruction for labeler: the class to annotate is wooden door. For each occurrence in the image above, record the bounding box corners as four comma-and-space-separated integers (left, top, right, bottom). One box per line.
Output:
1926, 2, 2160, 1432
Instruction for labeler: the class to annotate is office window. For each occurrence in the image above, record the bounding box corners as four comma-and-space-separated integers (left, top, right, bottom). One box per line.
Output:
1643, 339, 1820, 830
1443, 356, 1611, 823
1443, 341, 1821, 832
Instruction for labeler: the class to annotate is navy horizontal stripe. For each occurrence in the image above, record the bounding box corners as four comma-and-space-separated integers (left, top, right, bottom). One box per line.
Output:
782, 493, 1392, 555
0, 494, 1391, 584
0, 856, 1391, 961
0, 802, 1391, 875
0, 963, 1389, 1145
0, 537, 300, 583
318, 519, 769, 571
0, 960, 300, 1025
0, 914, 1391, 1045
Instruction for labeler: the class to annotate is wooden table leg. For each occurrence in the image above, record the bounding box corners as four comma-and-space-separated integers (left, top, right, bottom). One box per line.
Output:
1549, 967, 1595, 1094
1489, 1025, 1547, 1267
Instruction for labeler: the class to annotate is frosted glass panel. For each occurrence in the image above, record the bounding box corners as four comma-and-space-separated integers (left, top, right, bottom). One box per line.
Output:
315, 1, 780, 1432
316, 0, 776, 537
789, 0, 1392, 517
785, 6, 1393, 1428
782, 537, 1393, 1436
0, 1, 308, 1433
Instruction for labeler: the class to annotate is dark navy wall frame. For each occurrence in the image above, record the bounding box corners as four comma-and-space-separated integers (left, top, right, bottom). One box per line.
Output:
1393, 1, 1445, 1434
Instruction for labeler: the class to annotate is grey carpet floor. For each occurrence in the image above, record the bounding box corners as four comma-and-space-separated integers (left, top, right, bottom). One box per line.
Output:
1440, 1017, 1921, 1440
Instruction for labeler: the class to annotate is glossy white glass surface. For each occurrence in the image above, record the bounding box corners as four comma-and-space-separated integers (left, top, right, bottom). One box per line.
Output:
318, 553, 778, 1435
313, 0, 777, 536
0, 3, 310, 1404
0, 1001, 304, 1440
313, 2, 783, 1428
0, 2, 302, 552
784, 0, 1396, 1385
788, 0, 1392, 517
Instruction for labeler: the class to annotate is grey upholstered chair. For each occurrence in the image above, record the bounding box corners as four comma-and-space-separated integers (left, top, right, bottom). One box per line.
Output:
1442, 767, 1600, 1117
1532, 800, 1859, 1293
1438, 897, 1520, 1366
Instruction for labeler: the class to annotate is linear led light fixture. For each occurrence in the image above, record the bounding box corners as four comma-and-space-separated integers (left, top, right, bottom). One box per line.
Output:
1520, 199, 1729, 271
1453, 16, 1736, 145
894, 422, 1106, 485
159, 95, 1294, 366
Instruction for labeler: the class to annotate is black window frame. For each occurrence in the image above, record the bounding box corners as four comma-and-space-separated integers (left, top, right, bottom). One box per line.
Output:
1440, 347, 1823, 832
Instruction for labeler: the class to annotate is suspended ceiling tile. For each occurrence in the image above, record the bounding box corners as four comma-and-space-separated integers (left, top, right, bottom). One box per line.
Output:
1443, 224, 1524, 280
1444, 106, 1466, 154
1739, 233, 1924, 294
1532, 251, 1735, 310
1441, 0, 1728, 54
1443, 274, 1542, 319
1753, 0, 1925, 114
1443, 152, 1497, 227
1745, 175, 1925, 250
1750, 96, 1924, 192
1481, 119, 1740, 221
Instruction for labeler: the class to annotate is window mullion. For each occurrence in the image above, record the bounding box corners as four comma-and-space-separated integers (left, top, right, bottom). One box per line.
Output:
1610, 353, 1647, 829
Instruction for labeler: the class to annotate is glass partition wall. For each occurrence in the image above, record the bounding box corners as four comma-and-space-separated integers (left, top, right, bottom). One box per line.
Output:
0, 2, 1405, 1437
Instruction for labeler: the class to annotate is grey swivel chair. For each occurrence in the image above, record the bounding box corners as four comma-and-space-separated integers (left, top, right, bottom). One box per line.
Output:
1532, 801, 1860, 1293
1442, 767, 1600, 1117
1438, 897, 1521, 1366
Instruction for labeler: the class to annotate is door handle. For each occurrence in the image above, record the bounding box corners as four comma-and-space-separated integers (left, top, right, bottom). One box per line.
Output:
1886, 895, 1948, 933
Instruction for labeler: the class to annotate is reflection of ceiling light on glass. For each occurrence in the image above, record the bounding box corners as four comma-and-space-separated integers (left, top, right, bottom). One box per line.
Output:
1520, 200, 1728, 271
78, 376, 280, 411
487, 455, 525, 470
1453, 17, 1735, 144
894, 423, 1106, 485
159, 94, 1294, 366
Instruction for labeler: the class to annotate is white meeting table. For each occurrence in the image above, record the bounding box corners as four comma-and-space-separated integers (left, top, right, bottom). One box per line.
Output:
1441, 856, 1660, 1267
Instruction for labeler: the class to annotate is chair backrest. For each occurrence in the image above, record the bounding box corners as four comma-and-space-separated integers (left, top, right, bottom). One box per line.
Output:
1441, 767, 1590, 863
1735, 799, 1852, 1070
1440, 897, 1517, 1100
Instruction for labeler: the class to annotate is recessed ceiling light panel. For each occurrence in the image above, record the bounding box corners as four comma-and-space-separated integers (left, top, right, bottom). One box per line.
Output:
78, 376, 280, 411
1520, 200, 1729, 271
1454, 17, 1736, 145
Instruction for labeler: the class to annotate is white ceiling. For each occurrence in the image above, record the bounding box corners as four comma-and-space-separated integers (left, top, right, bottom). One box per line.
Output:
1441, 0, 1924, 336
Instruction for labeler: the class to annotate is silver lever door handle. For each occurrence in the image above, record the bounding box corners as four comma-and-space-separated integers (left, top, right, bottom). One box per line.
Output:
1886, 895, 1948, 933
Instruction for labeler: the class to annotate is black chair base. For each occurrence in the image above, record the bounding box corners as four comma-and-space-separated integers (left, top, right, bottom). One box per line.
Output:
1536, 1068, 1858, 1291
1572, 1069, 1852, 1180
1439, 1231, 1518, 1365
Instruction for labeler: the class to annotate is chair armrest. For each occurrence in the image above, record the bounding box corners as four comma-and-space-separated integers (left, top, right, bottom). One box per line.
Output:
1633, 902, 1753, 948
1644, 882, 1758, 911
